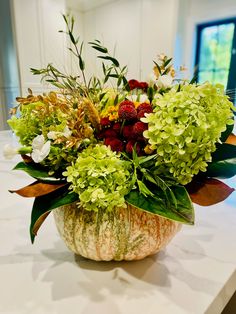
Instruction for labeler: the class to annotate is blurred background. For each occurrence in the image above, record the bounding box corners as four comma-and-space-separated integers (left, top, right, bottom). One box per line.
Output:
1, 0, 236, 130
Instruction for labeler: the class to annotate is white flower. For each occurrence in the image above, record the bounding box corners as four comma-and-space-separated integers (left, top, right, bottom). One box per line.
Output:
47, 131, 58, 140
139, 94, 149, 103
62, 126, 72, 138
31, 135, 51, 163
3, 144, 18, 160
126, 94, 138, 102
156, 74, 173, 88
126, 94, 149, 103
146, 73, 157, 86
47, 126, 72, 140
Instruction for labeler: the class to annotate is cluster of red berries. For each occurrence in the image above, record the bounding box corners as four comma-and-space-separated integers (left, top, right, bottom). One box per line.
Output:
99, 100, 153, 155
128, 79, 148, 91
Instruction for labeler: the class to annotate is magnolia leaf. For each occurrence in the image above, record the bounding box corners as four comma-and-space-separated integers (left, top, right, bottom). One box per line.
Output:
220, 124, 234, 142
206, 159, 236, 179
212, 143, 236, 161
187, 178, 234, 206
30, 187, 78, 243
9, 181, 67, 197
13, 162, 63, 182
206, 142, 236, 178
125, 186, 194, 225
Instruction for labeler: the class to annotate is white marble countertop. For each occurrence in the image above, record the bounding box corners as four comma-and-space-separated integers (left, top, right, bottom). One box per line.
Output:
0, 130, 236, 314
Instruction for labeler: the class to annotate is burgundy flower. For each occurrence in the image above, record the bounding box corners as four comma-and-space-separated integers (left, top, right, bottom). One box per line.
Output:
105, 138, 124, 152
118, 104, 137, 121
100, 117, 112, 127
103, 129, 117, 138
137, 103, 152, 113
128, 79, 140, 90
133, 121, 148, 137
138, 81, 148, 91
126, 140, 141, 155
122, 125, 134, 139
119, 100, 135, 108
112, 122, 121, 134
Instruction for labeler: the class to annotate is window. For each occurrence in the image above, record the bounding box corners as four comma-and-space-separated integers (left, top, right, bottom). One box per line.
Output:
195, 18, 236, 104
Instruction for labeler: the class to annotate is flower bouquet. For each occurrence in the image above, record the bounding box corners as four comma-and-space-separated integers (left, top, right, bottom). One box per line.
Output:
4, 16, 236, 261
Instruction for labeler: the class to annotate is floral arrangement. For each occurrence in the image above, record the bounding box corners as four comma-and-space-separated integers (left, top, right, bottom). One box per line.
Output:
4, 15, 236, 244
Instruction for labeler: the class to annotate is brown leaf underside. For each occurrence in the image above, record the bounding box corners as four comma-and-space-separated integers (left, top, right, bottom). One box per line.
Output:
32, 211, 51, 236
9, 181, 66, 197
226, 133, 236, 145
188, 178, 234, 206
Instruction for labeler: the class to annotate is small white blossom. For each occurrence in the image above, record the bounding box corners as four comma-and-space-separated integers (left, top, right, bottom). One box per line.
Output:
47, 126, 72, 140
126, 94, 138, 102
3, 144, 18, 160
47, 131, 58, 140
156, 74, 173, 88
126, 94, 149, 103
139, 94, 149, 103
146, 73, 157, 86
31, 135, 51, 163
62, 126, 72, 138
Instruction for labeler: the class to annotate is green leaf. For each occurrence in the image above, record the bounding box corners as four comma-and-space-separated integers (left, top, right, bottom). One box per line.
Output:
30, 187, 78, 243
153, 61, 161, 74
206, 158, 236, 179
125, 186, 194, 225
123, 77, 130, 91
212, 143, 236, 162
79, 55, 85, 71
91, 45, 108, 53
138, 154, 157, 165
164, 58, 172, 67
205, 143, 236, 178
13, 162, 63, 182
137, 180, 154, 197
114, 94, 119, 106
98, 55, 119, 67
220, 123, 234, 142
68, 31, 76, 45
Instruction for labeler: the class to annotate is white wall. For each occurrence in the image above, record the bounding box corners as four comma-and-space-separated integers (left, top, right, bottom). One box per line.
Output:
71, 0, 178, 81
12, 0, 68, 95
10, 0, 179, 98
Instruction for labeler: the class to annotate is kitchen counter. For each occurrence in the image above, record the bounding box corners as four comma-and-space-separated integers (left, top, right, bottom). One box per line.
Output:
0, 130, 236, 314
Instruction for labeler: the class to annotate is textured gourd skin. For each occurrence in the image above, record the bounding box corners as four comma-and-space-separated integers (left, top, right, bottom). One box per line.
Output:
53, 202, 181, 261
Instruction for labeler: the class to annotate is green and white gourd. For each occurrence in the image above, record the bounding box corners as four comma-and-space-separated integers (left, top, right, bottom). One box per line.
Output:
53, 203, 181, 261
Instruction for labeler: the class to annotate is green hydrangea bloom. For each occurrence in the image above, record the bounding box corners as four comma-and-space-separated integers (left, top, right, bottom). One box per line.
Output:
142, 83, 235, 185
8, 102, 67, 146
63, 145, 132, 212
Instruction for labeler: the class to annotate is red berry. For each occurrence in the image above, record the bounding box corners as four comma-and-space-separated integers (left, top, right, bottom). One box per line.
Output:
122, 125, 134, 139
118, 104, 137, 121
128, 79, 140, 90
112, 122, 121, 134
138, 82, 148, 91
103, 129, 117, 138
105, 138, 124, 152
137, 103, 152, 113
100, 117, 111, 127
119, 100, 135, 108
133, 122, 148, 137
126, 140, 141, 155
137, 108, 153, 119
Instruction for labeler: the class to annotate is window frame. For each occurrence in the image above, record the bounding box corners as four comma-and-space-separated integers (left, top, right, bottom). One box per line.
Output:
195, 17, 236, 104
